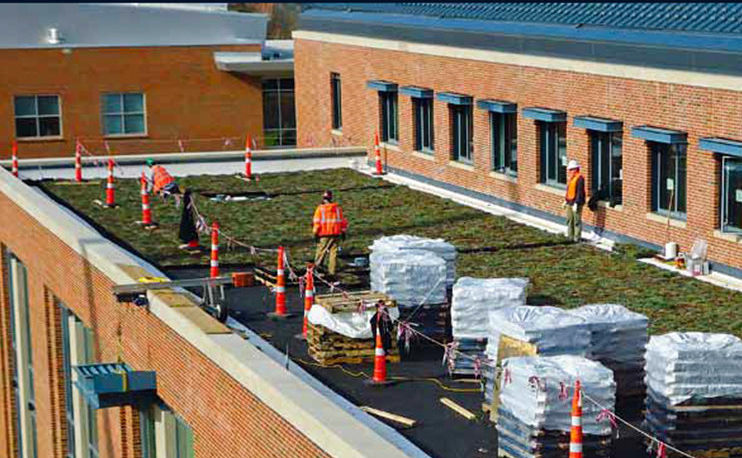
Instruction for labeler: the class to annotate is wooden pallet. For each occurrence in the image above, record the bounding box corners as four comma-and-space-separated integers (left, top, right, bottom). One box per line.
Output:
314, 290, 396, 313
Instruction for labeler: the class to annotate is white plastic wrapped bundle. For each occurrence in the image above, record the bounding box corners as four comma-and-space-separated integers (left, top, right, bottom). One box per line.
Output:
369, 250, 447, 308
645, 332, 742, 405
451, 277, 528, 339
568, 304, 648, 360
499, 355, 616, 434
369, 235, 456, 286
489, 306, 591, 356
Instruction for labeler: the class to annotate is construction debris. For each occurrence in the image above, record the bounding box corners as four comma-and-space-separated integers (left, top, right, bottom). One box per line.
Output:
360, 406, 417, 428
497, 355, 615, 458
440, 397, 477, 421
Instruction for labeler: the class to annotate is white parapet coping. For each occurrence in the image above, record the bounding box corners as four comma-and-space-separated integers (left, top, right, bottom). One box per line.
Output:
0, 154, 427, 458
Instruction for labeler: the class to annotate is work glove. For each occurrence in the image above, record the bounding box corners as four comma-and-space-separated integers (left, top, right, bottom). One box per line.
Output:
314, 234, 320, 242
561, 201, 567, 209
341, 232, 346, 241
572, 204, 578, 212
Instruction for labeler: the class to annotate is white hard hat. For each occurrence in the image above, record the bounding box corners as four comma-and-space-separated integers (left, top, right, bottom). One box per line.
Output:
567, 160, 580, 170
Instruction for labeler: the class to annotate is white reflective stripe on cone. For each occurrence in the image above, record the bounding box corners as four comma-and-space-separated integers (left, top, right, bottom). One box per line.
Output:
276, 269, 284, 276
210, 260, 219, 267
142, 204, 150, 210
107, 183, 114, 189
211, 244, 219, 251
305, 290, 314, 297
569, 443, 582, 453
571, 416, 581, 426
275, 286, 285, 293
375, 347, 385, 356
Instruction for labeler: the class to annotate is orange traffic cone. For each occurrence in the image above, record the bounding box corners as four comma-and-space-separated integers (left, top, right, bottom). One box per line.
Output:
244, 135, 253, 180
569, 380, 583, 458
75, 139, 83, 182
104, 158, 116, 207
373, 131, 384, 175
295, 264, 315, 340
268, 246, 293, 319
138, 172, 156, 228
210, 222, 220, 278
11, 140, 18, 178
367, 305, 393, 386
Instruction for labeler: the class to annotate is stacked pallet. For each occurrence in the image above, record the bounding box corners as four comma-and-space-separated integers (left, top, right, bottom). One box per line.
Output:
397, 302, 451, 348
644, 332, 742, 456
369, 235, 457, 287
306, 291, 400, 365
569, 304, 649, 417
497, 355, 615, 458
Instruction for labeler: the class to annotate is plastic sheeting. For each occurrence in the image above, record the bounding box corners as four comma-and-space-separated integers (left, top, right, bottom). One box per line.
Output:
369, 250, 447, 308
369, 235, 457, 286
645, 332, 742, 405
499, 355, 616, 434
307, 304, 400, 339
489, 306, 591, 356
451, 277, 528, 339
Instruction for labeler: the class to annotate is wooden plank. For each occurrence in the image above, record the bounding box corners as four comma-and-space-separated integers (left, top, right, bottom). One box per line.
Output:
440, 397, 476, 421
360, 406, 416, 428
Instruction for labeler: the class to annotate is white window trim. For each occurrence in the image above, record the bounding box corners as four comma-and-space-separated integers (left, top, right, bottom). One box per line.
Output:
13, 94, 64, 140
10, 259, 34, 458
101, 92, 148, 138
68, 316, 92, 458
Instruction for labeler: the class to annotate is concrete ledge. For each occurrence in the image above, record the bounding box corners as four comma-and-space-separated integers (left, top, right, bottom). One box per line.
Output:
447, 160, 475, 171
714, 230, 742, 244
534, 183, 565, 197
645, 212, 687, 228
2, 146, 366, 169
412, 151, 436, 161
489, 171, 517, 183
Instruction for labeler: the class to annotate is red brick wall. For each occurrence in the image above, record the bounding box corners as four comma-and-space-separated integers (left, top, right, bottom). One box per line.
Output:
295, 38, 742, 271
0, 193, 330, 458
1, 44, 264, 159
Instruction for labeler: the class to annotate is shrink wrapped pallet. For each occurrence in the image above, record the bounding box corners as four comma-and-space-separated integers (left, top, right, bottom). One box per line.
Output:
451, 277, 528, 339
369, 250, 447, 308
369, 235, 456, 286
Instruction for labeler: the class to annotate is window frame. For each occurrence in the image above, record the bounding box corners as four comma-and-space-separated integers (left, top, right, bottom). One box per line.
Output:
490, 111, 518, 176
450, 104, 473, 164
539, 121, 568, 187
379, 91, 399, 144
13, 94, 63, 139
720, 155, 742, 234
590, 131, 623, 206
100, 92, 147, 137
261, 78, 296, 148
413, 97, 434, 153
651, 141, 687, 220
330, 73, 342, 131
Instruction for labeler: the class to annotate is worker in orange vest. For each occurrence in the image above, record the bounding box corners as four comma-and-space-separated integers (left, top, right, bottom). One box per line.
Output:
313, 190, 348, 277
563, 160, 586, 242
146, 159, 180, 198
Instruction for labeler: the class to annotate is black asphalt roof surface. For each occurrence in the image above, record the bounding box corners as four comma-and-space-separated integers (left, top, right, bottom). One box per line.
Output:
168, 267, 650, 458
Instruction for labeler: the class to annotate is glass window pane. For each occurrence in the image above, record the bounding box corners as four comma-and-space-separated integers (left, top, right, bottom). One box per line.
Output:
280, 91, 296, 129
103, 94, 122, 114
675, 144, 687, 214
123, 114, 145, 134
14, 96, 37, 116
123, 94, 143, 113
282, 129, 296, 146
724, 160, 742, 231
104, 115, 123, 135
557, 123, 567, 184
280, 78, 295, 90
263, 92, 279, 130
39, 117, 61, 137
657, 143, 672, 212
262, 79, 278, 91
16, 118, 38, 138
509, 114, 518, 174
611, 133, 623, 203
37, 96, 59, 115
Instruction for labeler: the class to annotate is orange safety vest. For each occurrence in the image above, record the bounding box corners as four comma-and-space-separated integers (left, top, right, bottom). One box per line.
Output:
152, 165, 175, 193
313, 203, 347, 236
566, 172, 582, 201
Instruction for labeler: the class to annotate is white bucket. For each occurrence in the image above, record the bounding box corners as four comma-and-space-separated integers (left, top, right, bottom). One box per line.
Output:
664, 242, 678, 259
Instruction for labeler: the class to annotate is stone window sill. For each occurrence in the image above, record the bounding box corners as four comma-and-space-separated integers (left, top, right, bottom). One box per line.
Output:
534, 183, 565, 197
596, 201, 623, 212
448, 160, 475, 171
17, 136, 65, 143
331, 129, 343, 136
412, 151, 435, 161
104, 133, 148, 139
713, 230, 742, 244
645, 212, 687, 229
380, 142, 401, 152
489, 171, 517, 184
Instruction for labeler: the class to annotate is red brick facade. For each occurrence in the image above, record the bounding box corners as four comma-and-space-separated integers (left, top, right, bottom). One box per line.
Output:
1, 44, 264, 159
294, 38, 742, 272
0, 192, 330, 458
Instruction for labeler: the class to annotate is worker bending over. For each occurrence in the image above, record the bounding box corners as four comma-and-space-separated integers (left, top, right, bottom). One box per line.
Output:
563, 160, 586, 242
146, 159, 180, 198
313, 190, 348, 278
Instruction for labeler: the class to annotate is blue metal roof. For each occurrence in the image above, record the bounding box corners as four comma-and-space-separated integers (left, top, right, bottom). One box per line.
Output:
700, 137, 742, 158
399, 86, 433, 98
631, 126, 687, 144
366, 80, 398, 92
307, 3, 742, 35
522, 107, 566, 123
477, 99, 517, 114
573, 116, 623, 133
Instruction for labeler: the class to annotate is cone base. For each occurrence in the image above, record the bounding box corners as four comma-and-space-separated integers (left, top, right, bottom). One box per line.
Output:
267, 312, 295, 320
293, 333, 307, 341
236, 174, 253, 182
135, 221, 159, 229
364, 378, 395, 387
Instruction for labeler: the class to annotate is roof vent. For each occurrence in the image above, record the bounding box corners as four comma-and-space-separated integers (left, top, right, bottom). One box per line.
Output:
47, 28, 63, 45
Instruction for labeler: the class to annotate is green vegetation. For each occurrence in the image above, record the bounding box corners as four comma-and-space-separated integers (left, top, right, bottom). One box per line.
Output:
39, 168, 742, 337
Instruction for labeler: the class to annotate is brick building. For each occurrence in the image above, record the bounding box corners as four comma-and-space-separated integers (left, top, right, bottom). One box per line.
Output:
294, 2, 742, 275
1, 3, 296, 159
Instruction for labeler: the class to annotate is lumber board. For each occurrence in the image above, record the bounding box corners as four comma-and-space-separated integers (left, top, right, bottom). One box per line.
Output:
360, 406, 417, 427
440, 397, 476, 421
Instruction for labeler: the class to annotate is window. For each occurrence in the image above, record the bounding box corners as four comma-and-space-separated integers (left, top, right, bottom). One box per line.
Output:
60, 306, 76, 458
5, 251, 37, 458
651, 142, 687, 218
139, 406, 157, 458
14, 95, 61, 138
330, 73, 342, 130
539, 121, 567, 186
102, 93, 146, 135
83, 325, 99, 458
591, 131, 623, 205
174, 415, 195, 458
721, 157, 742, 233
451, 104, 473, 163
413, 98, 434, 152
491, 112, 517, 176
262, 78, 296, 148
380, 91, 398, 143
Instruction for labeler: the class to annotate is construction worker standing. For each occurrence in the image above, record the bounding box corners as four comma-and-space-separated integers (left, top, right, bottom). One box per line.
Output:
563, 160, 586, 242
146, 159, 180, 198
313, 190, 348, 277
